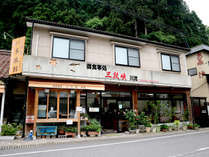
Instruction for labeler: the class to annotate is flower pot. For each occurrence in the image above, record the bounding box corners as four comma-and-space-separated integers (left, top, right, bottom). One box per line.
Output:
138, 125, 145, 133
156, 126, 161, 132
152, 127, 157, 133
168, 127, 173, 132
87, 131, 99, 136
136, 129, 140, 134
161, 129, 167, 132
80, 131, 86, 137
129, 129, 136, 134
182, 126, 187, 131
58, 129, 65, 135
146, 127, 151, 133
65, 132, 76, 137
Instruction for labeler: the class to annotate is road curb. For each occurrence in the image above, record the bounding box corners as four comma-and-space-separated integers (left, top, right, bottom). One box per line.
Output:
1, 128, 209, 151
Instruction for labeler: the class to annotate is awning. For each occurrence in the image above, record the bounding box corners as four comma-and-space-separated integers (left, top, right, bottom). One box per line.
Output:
28, 80, 105, 91
0, 85, 5, 93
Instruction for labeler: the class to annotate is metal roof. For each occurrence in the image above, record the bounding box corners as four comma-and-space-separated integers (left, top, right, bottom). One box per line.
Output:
186, 44, 209, 56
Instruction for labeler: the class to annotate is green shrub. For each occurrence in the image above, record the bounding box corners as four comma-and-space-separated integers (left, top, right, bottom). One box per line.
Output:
125, 110, 137, 130
81, 126, 88, 131
86, 119, 101, 132
64, 126, 77, 133
1, 123, 18, 136
145, 122, 152, 128
160, 124, 169, 131
193, 123, 200, 128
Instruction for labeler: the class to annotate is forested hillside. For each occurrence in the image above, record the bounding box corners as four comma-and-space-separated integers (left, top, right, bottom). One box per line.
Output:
0, 0, 208, 50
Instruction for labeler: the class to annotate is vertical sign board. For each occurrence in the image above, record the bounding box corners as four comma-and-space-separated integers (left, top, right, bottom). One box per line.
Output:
9, 36, 25, 75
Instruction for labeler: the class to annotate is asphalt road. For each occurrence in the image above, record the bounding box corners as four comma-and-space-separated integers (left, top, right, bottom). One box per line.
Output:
0, 130, 209, 157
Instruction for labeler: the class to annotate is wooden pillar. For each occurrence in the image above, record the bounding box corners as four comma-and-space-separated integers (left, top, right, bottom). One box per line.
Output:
57, 92, 60, 120
186, 90, 193, 123
132, 90, 138, 114
33, 89, 39, 136
76, 90, 81, 137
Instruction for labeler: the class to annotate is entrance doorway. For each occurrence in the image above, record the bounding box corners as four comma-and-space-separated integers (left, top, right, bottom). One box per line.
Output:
101, 92, 132, 132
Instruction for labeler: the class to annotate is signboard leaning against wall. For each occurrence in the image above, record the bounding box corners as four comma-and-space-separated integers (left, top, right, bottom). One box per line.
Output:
9, 36, 25, 75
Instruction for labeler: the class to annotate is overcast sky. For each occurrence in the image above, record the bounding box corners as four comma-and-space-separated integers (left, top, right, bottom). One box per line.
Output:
184, 0, 209, 26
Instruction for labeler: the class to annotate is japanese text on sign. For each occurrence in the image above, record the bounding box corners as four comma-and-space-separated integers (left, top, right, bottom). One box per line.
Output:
87, 64, 107, 71
9, 36, 25, 75
105, 71, 127, 80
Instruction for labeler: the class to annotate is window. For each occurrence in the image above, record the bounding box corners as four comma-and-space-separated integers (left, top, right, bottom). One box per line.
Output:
37, 89, 77, 120
52, 37, 85, 61
161, 54, 180, 72
115, 46, 140, 67
188, 68, 197, 76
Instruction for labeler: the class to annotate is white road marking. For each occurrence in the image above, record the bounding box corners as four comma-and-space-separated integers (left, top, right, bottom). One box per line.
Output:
168, 146, 209, 157
197, 146, 209, 151
0, 130, 209, 157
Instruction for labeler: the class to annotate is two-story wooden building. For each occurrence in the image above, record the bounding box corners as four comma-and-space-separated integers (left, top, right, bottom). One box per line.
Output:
11, 18, 192, 136
186, 44, 209, 126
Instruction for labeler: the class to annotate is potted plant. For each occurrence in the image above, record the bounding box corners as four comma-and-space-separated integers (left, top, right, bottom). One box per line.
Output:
193, 123, 200, 130
86, 119, 101, 136
64, 126, 77, 137
58, 126, 65, 135
187, 123, 193, 129
81, 126, 88, 137
145, 122, 152, 133
136, 112, 147, 133
173, 120, 180, 131
1, 123, 18, 140
182, 123, 188, 131
160, 124, 168, 132
125, 110, 137, 133
156, 125, 161, 132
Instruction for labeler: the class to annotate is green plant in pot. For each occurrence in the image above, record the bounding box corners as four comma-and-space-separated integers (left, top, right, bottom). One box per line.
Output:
173, 120, 180, 131
145, 122, 152, 133
160, 124, 169, 132
193, 123, 200, 130
182, 123, 188, 131
64, 126, 77, 137
58, 126, 65, 135
1, 123, 18, 136
81, 126, 88, 137
125, 110, 137, 132
86, 119, 101, 136
187, 123, 193, 129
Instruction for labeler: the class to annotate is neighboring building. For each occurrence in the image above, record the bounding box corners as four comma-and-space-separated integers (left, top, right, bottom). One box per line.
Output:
186, 44, 209, 126
0, 50, 10, 132
10, 18, 192, 136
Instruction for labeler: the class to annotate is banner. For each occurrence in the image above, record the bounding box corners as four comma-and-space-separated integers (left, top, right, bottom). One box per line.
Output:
9, 36, 25, 75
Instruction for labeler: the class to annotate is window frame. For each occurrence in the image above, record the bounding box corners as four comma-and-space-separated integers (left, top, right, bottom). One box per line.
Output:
161, 53, 181, 72
115, 45, 140, 68
52, 36, 85, 61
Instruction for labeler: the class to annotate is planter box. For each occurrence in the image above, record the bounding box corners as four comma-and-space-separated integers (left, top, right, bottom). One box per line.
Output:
0, 136, 15, 140
87, 131, 99, 136
65, 132, 76, 137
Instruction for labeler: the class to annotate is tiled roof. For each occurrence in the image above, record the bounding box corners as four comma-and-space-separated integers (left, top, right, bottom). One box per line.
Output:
186, 44, 209, 56
0, 50, 10, 78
